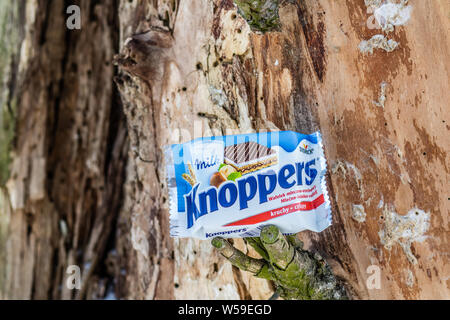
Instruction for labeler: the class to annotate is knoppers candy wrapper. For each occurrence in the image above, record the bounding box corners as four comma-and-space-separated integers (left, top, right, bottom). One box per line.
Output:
164, 131, 332, 239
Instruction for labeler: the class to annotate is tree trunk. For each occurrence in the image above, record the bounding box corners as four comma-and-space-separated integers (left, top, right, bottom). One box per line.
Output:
1, 0, 448, 300
0, 0, 126, 299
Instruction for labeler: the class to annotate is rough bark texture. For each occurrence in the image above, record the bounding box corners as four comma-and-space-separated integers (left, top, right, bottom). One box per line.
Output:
0, 0, 126, 299
1, 0, 449, 300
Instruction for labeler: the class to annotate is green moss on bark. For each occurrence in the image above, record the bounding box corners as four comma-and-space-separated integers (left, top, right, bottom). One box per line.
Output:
0, 188, 11, 297
0, 0, 20, 185
234, 0, 280, 33
214, 226, 349, 300
0, 0, 21, 297
0, 100, 15, 186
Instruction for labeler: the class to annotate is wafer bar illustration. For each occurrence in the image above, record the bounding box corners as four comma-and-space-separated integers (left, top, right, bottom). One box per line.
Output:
224, 141, 278, 175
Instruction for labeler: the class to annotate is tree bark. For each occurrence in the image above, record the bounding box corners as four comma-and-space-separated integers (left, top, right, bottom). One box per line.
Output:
1, 0, 449, 300
0, 0, 126, 299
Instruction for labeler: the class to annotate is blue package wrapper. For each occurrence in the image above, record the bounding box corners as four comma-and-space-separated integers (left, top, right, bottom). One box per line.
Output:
164, 131, 332, 239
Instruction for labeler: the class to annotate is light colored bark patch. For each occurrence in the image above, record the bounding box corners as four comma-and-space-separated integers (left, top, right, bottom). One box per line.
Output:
379, 207, 430, 264
373, 81, 388, 108
359, 34, 399, 54
219, 10, 251, 60
405, 269, 414, 287
373, 1, 412, 33
352, 204, 367, 223
364, 0, 384, 10
29, 157, 46, 201
208, 86, 227, 108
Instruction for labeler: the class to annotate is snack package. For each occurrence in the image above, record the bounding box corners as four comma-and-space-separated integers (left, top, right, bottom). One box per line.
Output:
165, 131, 332, 239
